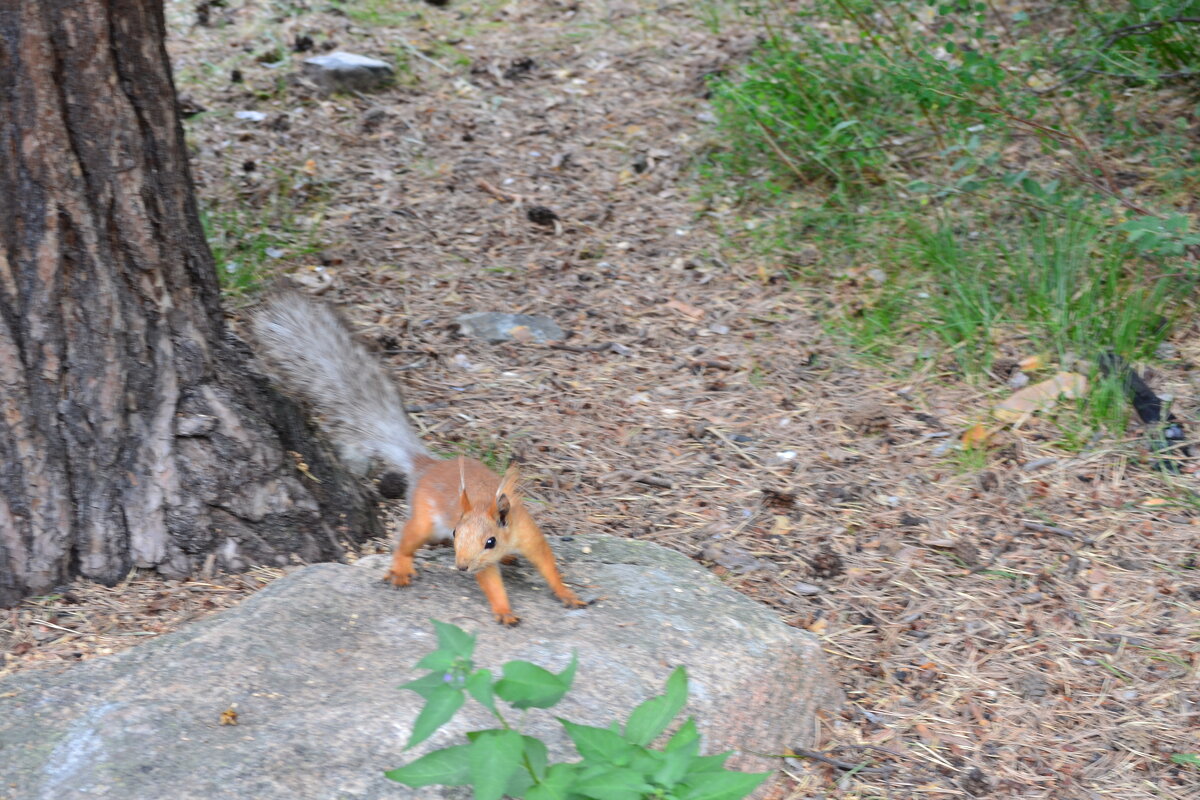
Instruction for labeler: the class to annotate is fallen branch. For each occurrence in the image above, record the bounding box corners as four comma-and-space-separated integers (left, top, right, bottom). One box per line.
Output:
476, 178, 523, 204
1035, 16, 1200, 93
787, 747, 896, 775
1020, 520, 1094, 546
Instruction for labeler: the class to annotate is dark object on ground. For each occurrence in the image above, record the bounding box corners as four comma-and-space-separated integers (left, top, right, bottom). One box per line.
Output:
293, 34, 314, 53
527, 205, 559, 226
177, 93, 207, 117
505, 57, 537, 80
1098, 352, 1188, 472
808, 544, 845, 579
376, 471, 407, 499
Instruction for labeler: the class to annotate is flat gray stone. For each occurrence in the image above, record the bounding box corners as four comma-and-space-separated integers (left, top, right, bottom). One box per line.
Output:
455, 312, 566, 344
0, 535, 838, 800
302, 52, 394, 93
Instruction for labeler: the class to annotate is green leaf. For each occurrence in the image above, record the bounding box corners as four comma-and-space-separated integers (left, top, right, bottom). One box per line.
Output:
677, 770, 771, 800
432, 619, 476, 660
465, 668, 496, 713
414, 649, 457, 672
688, 752, 731, 772
624, 667, 688, 746
558, 650, 579, 690
384, 744, 471, 787
560, 719, 635, 766
405, 684, 465, 750
468, 729, 525, 800
665, 717, 700, 757
521, 734, 550, 780
652, 747, 694, 789
494, 655, 575, 709
1172, 753, 1200, 768
505, 766, 536, 798
571, 766, 656, 800
525, 763, 578, 800
400, 671, 453, 701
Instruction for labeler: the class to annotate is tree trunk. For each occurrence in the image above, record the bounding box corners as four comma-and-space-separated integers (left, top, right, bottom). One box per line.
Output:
0, 1, 382, 606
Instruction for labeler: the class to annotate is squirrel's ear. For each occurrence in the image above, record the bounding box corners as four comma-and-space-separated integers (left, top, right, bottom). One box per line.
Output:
495, 493, 511, 527
497, 464, 520, 499
460, 487, 472, 515
458, 456, 471, 514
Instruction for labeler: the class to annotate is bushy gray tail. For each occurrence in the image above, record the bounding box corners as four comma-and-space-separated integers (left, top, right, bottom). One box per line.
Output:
252, 293, 430, 477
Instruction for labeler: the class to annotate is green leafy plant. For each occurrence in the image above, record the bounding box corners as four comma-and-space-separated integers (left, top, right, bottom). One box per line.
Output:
385, 620, 770, 800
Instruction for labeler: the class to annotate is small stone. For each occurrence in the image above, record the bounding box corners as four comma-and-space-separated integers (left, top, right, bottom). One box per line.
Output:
701, 540, 777, 574
302, 52, 394, 93
235, 110, 267, 122
791, 581, 823, 596
455, 312, 566, 344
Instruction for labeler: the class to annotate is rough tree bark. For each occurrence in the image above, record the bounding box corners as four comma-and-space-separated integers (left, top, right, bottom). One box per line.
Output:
0, 1, 382, 606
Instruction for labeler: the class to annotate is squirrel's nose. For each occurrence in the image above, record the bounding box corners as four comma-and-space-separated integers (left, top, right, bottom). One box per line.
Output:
457, 564, 469, 572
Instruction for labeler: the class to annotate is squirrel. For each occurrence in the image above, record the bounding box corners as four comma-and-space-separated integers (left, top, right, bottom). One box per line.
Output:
252, 292, 587, 626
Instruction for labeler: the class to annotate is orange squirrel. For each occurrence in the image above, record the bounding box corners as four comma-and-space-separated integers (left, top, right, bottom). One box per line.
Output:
252, 293, 586, 625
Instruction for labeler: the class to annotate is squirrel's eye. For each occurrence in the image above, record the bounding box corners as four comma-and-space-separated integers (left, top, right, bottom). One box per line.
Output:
451, 529, 456, 538
484, 537, 496, 549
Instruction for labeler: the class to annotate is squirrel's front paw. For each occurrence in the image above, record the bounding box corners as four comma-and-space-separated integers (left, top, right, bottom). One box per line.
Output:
494, 612, 521, 627
558, 591, 589, 609
384, 567, 415, 587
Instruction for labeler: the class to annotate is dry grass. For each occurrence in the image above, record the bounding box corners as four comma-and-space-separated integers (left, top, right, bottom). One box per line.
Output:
2, 0, 1198, 797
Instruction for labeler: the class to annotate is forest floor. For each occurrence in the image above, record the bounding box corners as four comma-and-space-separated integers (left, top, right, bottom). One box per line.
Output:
2, 1, 1198, 798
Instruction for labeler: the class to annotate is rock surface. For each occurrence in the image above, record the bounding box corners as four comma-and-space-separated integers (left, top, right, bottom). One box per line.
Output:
0, 535, 838, 800
455, 311, 566, 344
302, 52, 394, 93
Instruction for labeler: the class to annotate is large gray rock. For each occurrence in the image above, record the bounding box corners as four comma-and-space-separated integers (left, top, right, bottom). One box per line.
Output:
302, 52, 394, 93
0, 535, 838, 800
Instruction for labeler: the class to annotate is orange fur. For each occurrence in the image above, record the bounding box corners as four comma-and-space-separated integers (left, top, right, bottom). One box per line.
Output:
385, 460, 585, 625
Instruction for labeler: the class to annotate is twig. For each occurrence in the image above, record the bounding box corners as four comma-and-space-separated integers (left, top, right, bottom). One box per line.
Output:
1020, 520, 1095, 546
598, 470, 674, 490
1035, 16, 1200, 93
397, 41, 453, 73
476, 178, 523, 204
788, 747, 896, 775
548, 342, 616, 354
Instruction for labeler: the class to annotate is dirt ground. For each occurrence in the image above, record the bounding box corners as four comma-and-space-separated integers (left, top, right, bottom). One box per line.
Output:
3, 1, 1198, 798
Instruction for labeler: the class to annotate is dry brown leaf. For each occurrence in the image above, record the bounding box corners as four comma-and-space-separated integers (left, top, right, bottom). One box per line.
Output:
961, 423, 991, 448
508, 324, 535, 344
1018, 354, 1047, 372
664, 298, 705, 320
993, 372, 1087, 422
